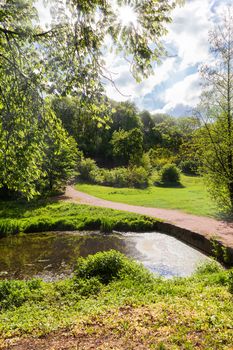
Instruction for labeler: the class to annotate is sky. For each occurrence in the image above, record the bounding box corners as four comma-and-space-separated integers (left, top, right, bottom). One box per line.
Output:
103, 0, 228, 117
36, 0, 229, 117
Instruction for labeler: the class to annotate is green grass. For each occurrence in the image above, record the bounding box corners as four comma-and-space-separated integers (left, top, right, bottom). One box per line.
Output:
76, 175, 218, 217
0, 251, 232, 349
0, 200, 159, 237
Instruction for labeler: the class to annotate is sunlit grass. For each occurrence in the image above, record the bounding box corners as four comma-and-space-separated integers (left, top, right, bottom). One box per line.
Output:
76, 175, 218, 217
0, 201, 159, 237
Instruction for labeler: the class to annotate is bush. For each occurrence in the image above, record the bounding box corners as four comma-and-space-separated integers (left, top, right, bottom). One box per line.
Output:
78, 159, 149, 189
179, 160, 198, 175
195, 261, 223, 275
74, 250, 153, 285
104, 168, 129, 187
78, 158, 98, 181
159, 164, 180, 185
74, 277, 102, 296
140, 153, 152, 173
74, 250, 129, 284
148, 147, 177, 170
89, 168, 105, 184
128, 166, 149, 188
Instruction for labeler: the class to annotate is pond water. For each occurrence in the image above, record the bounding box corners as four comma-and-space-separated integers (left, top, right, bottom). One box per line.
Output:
0, 231, 211, 280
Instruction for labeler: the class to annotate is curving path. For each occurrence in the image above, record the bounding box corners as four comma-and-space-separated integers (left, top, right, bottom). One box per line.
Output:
62, 186, 233, 249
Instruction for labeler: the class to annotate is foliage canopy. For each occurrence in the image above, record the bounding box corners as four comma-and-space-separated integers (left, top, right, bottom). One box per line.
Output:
0, 0, 181, 198
196, 8, 233, 210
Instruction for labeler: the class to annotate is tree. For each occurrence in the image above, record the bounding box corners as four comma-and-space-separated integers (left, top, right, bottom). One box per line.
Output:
140, 110, 162, 150
0, 0, 181, 198
40, 110, 79, 193
111, 101, 141, 132
51, 96, 108, 158
52, 98, 143, 166
196, 8, 233, 210
1, 0, 181, 100
111, 128, 143, 166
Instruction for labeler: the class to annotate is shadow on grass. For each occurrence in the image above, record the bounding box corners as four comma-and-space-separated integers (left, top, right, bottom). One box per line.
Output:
215, 210, 233, 223
154, 181, 185, 189
0, 197, 62, 219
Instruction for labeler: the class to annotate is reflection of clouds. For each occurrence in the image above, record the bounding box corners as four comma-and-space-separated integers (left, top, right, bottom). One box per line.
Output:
131, 232, 209, 278
1, 231, 211, 280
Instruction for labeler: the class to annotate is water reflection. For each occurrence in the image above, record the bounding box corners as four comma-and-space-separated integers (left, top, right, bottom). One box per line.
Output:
0, 231, 210, 280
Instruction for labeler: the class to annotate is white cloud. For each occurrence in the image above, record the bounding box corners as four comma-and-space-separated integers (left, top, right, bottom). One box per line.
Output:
164, 73, 201, 106
153, 73, 201, 115
104, 56, 176, 102
104, 0, 219, 113
35, 0, 52, 29
35, 0, 229, 116
165, 0, 213, 70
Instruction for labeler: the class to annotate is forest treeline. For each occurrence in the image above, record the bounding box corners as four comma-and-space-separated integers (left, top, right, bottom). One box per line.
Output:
52, 97, 200, 170
51, 97, 200, 189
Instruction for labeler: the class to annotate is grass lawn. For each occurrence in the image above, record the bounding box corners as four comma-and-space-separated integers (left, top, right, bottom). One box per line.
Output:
76, 175, 218, 217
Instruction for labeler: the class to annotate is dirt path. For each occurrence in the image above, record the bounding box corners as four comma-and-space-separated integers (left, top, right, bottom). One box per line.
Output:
62, 186, 233, 249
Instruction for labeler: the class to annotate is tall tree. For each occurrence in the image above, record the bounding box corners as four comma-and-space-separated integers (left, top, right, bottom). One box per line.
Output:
196, 8, 233, 210
111, 128, 143, 166
0, 0, 181, 198
1, 0, 182, 99
140, 110, 161, 150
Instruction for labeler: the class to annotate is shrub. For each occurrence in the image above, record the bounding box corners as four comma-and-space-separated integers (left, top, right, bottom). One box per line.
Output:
101, 169, 116, 186
89, 168, 105, 184
79, 161, 149, 189
159, 164, 180, 185
179, 160, 198, 175
128, 166, 149, 188
195, 261, 223, 275
74, 250, 129, 284
78, 158, 98, 181
148, 147, 177, 170
74, 277, 102, 296
140, 153, 152, 173
104, 168, 129, 187
74, 250, 153, 285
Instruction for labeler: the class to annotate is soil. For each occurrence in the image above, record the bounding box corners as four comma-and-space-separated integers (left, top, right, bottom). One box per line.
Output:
62, 186, 233, 249
3, 306, 232, 350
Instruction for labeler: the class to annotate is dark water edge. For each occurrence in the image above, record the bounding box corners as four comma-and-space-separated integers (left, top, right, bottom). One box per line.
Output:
0, 231, 211, 281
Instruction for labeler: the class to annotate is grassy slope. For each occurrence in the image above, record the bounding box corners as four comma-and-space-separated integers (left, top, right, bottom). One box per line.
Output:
76, 175, 218, 217
0, 200, 159, 236
0, 253, 232, 349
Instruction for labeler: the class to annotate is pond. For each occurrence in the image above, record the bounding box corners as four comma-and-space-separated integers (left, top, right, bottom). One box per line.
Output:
0, 231, 211, 280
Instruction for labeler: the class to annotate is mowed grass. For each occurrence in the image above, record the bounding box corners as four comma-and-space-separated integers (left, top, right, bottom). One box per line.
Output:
76, 175, 218, 217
